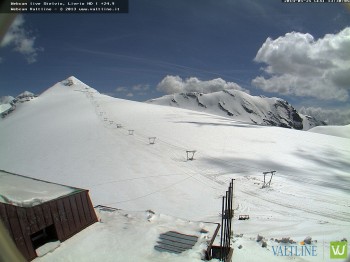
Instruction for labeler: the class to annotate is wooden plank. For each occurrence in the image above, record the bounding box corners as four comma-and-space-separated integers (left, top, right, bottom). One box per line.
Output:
16, 208, 30, 236
49, 201, 64, 240
24, 206, 39, 235
206, 223, 220, 259
80, 191, 92, 224
56, 199, 70, 239
84, 191, 98, 223
41, 202, 53, 226
63, 197, 76, 235
0, 203, 13, 239
75, 193, 87, 226
6, 205, 31, 260
16, 207, 37, 260
33, 205, 46, 230
69, 195, 82, 231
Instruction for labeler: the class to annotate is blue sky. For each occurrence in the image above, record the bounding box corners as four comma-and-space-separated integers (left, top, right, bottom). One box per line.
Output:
1, 1, 350, 124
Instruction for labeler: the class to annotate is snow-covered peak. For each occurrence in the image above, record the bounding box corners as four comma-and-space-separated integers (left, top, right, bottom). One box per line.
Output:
0, 104, 12, 115
17, 91, 35, 100
67, 75, 79, 81
0, 96, 15, 105
147, 90, 318, 130
300, 114, 327, 130
58, 76, 101, 95
61, 76, 87, 87
0, 96, 15, 116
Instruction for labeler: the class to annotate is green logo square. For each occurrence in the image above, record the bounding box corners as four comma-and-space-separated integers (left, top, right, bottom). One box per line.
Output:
330, 242, 347, 259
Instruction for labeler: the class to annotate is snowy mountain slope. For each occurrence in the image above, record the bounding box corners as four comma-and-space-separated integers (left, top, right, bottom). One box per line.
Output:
16, 91, 36, 101
0, 77, 222, 218
0, 95, 15, 104
300, 114, 328, 130
309, 124, 350, 139
146, 90, 326, 130
0, 96, 15, 116
0, 76, 349, 262
0, 91, 37, 118
0, 103, 12, 114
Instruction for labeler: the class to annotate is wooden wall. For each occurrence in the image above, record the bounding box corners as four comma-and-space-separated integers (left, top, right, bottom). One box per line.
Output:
0, 190, 97, 261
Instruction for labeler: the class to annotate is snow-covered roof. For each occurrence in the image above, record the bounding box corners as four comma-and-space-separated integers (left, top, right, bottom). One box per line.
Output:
0, 170, 81, 207
0, 103, 12, 114
62, 76, 86, 86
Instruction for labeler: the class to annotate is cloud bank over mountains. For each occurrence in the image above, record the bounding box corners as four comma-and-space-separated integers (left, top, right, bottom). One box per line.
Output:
299, 106, 350, 126
252, 27, 350, 102
156, 75, 249, 94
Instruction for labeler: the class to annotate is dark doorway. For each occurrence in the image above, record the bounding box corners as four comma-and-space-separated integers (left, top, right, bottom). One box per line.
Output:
30, 224, 58, 250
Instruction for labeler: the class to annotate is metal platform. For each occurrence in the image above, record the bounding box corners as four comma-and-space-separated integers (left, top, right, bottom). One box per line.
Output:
154, 231, 198, 254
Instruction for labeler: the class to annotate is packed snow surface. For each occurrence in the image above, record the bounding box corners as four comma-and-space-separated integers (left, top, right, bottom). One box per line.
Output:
309, 124, 350, 139
0, 170, 76, 207
35, 208, 219, 262
0, 76, 349, 261
36, 241, 61, 257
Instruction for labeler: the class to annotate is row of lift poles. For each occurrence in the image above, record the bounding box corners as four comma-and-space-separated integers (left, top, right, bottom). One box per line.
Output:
100, 113, 199, 161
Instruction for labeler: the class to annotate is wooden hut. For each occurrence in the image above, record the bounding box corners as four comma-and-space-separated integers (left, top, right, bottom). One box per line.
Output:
0, 170, 98, 261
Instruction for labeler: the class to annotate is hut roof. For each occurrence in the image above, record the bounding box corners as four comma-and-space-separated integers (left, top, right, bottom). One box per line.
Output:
0, 170, 81, 207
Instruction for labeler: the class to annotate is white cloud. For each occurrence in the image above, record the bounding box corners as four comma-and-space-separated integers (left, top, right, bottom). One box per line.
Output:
0, 15, 42, 63
157, 75, 249, 94
299, 106, 350, 125
115, 86, 127, 92
115, 85, 150, 96
252, 27, 350, 101
132, 84, 150, 95
132, 84, 149, 91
